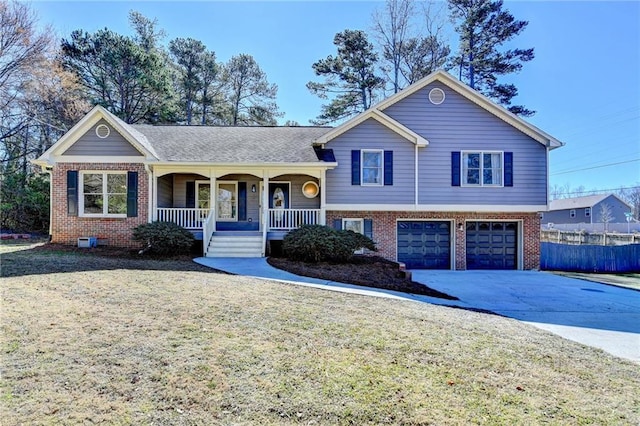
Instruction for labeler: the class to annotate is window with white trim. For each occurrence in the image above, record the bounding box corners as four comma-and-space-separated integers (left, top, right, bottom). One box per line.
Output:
361, 150, 383, 186
585, 207, 591, 218
80, 172, 127, 217
570, 209, 576, 218
343, 218, 365, 254
462, 152, 503, 186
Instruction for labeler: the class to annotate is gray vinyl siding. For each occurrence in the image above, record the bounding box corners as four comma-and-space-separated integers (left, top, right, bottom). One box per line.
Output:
157, 175, 173, 208
325, 118, 415, 204
273, 174, 320, 209
62, 119, 143, 156
384, 82, 548, 206
172, 173, 207, 208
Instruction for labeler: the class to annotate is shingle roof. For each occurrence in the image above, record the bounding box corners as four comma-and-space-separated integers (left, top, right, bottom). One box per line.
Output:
549, 194, 612, 210
130, 125, 333, 163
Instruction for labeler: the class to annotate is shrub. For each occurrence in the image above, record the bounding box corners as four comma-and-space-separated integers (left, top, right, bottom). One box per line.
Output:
283, 225, 376, 263
132, 221, 195, 255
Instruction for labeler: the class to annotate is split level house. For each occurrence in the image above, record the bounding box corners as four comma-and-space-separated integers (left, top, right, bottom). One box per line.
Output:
33, 70, 564, 270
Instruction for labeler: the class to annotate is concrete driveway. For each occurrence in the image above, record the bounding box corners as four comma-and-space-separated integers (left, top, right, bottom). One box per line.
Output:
410, 270, 640, 363
195, 257, 639, 363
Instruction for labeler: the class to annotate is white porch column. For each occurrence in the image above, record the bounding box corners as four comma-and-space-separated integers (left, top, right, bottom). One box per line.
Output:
151, 166, 157, 222
319, 169, 327, 226
210, 172, 216, 232
262, 173, 269, 256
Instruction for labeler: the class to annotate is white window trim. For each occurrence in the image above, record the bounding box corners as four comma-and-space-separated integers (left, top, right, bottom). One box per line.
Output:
343, 218, 365, 254
79, 171, 127, 218
461, 151, 504, 187
570, 209, 576, 218
585, 207, 591, 217
361, 149, 384, 187
195, 180, 210, 210
216, 181, 238, 222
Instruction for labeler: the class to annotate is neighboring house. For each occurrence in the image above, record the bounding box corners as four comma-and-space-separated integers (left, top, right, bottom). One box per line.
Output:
33, 70, 563, 270
544, 194, 633, 225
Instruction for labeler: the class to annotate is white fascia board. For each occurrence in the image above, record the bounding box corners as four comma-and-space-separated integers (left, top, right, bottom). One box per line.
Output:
325, 204, 548, 213
374, 70, 564, 150
37, 105, 159, 162
150, 161, 338, 168
52, 155, 153, 163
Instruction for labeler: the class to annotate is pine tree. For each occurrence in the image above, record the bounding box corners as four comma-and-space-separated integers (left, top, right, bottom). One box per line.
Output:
449, 0, 534, 116
307, 30, 384, 124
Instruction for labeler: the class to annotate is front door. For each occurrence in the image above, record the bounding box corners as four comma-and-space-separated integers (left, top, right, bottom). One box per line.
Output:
269, 182, 290, 209
217, 182, 237, 221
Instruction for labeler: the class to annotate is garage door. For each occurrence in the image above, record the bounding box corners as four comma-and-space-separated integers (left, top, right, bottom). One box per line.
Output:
466, 222, 517, 270
397, 221, 451, 269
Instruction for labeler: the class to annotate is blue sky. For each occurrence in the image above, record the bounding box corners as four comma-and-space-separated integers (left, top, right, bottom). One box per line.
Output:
31, 0, 640, 193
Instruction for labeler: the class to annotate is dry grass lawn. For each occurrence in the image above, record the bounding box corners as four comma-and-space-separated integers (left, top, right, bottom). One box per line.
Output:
1, 243, 639, 425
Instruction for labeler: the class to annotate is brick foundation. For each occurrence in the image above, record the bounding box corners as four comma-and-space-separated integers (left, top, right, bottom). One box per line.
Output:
51, 163, 149, 248
326, 210, 541, 270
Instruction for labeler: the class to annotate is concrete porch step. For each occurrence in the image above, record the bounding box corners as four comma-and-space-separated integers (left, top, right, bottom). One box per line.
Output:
206, 235, 263, 258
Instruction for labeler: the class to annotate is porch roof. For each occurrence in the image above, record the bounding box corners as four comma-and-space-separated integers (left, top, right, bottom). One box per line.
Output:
131, 125, 333, 163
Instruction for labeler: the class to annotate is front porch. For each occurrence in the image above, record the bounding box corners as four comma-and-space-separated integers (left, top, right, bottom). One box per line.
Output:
151, 169, 328, 257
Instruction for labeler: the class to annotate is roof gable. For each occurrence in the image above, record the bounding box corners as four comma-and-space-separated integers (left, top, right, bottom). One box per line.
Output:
314, 109, 428, 147
320, 70, 563, 149
61, 118, 144, 157
549, 194, 631, 210
34, 105, 158, 165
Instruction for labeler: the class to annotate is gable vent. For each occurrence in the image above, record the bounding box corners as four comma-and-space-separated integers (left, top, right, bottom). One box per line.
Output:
95, 124, 111, 139
429, 88, 445, 105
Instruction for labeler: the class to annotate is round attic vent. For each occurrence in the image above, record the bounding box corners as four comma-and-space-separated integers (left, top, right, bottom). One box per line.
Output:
428, 88, 445, 105
95, 124, 111, 139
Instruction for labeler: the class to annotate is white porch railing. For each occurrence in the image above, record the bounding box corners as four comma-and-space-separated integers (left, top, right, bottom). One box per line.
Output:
156, 208, 211, 229
267, 208, 322, 231
202, 210, 216, 255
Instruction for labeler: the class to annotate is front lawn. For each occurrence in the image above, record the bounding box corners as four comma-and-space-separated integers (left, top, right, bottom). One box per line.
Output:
1, 244, 638, 425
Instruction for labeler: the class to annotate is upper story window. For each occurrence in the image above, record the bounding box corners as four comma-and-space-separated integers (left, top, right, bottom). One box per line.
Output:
570, 209, 576, 218
361, 149, 383, 186
585, 207, 591, 217
462, 151, 503, 186
80, 171, 127, 217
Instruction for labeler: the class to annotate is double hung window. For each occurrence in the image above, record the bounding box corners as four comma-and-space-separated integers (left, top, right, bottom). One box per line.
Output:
80, 172, 127, 216
361, 150, 383, 186
462, 152, 503, 186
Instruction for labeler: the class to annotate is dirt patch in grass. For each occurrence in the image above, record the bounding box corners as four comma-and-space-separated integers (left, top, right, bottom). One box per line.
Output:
268, 256, 457, 300
1, 246, 639, 425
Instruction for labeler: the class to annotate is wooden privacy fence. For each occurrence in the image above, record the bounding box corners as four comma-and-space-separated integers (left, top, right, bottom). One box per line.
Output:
541, 242, 640, 273
541, 230, 640, 246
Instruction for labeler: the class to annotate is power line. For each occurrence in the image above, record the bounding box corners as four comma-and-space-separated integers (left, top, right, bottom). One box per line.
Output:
553, 186, 640, 197
551, 159, 640, 176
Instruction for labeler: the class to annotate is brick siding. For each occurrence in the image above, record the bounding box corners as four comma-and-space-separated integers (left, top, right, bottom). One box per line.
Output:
326, 210, 541, 270
51, 163, 149, 248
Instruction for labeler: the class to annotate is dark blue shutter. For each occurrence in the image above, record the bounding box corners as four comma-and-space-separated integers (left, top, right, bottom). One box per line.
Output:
238, 182, 247, 221
384, 151, 393, 185
504, 152, 513, 187
333, 219, 342, 230
126, 171, 138, 217
451, 151, 461, 187
351, 150, 360, 185
364, 219, 373, 239
186, 182, 195, 208
67, 170, 78, 216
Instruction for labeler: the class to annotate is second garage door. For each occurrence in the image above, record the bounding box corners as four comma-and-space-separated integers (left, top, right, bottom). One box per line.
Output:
466, 222, 517, 270
397, 221, 451, 269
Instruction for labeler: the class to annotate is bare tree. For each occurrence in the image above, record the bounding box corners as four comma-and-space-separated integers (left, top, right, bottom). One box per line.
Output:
599, 203, 613, 232
371, 0, 414, 93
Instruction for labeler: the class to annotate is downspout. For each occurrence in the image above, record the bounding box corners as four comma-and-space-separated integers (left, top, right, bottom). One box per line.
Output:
414, 144, 419, 209
320, 169, 327, 225
45, 166, 53, 240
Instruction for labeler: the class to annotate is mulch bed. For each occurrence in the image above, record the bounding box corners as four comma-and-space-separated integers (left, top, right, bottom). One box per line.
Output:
268, 255, 458, 300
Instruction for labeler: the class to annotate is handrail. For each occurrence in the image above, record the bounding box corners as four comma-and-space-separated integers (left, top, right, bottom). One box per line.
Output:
267, 208, 321, 231
156, 208, 210, 229
202, 209, 216, 255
